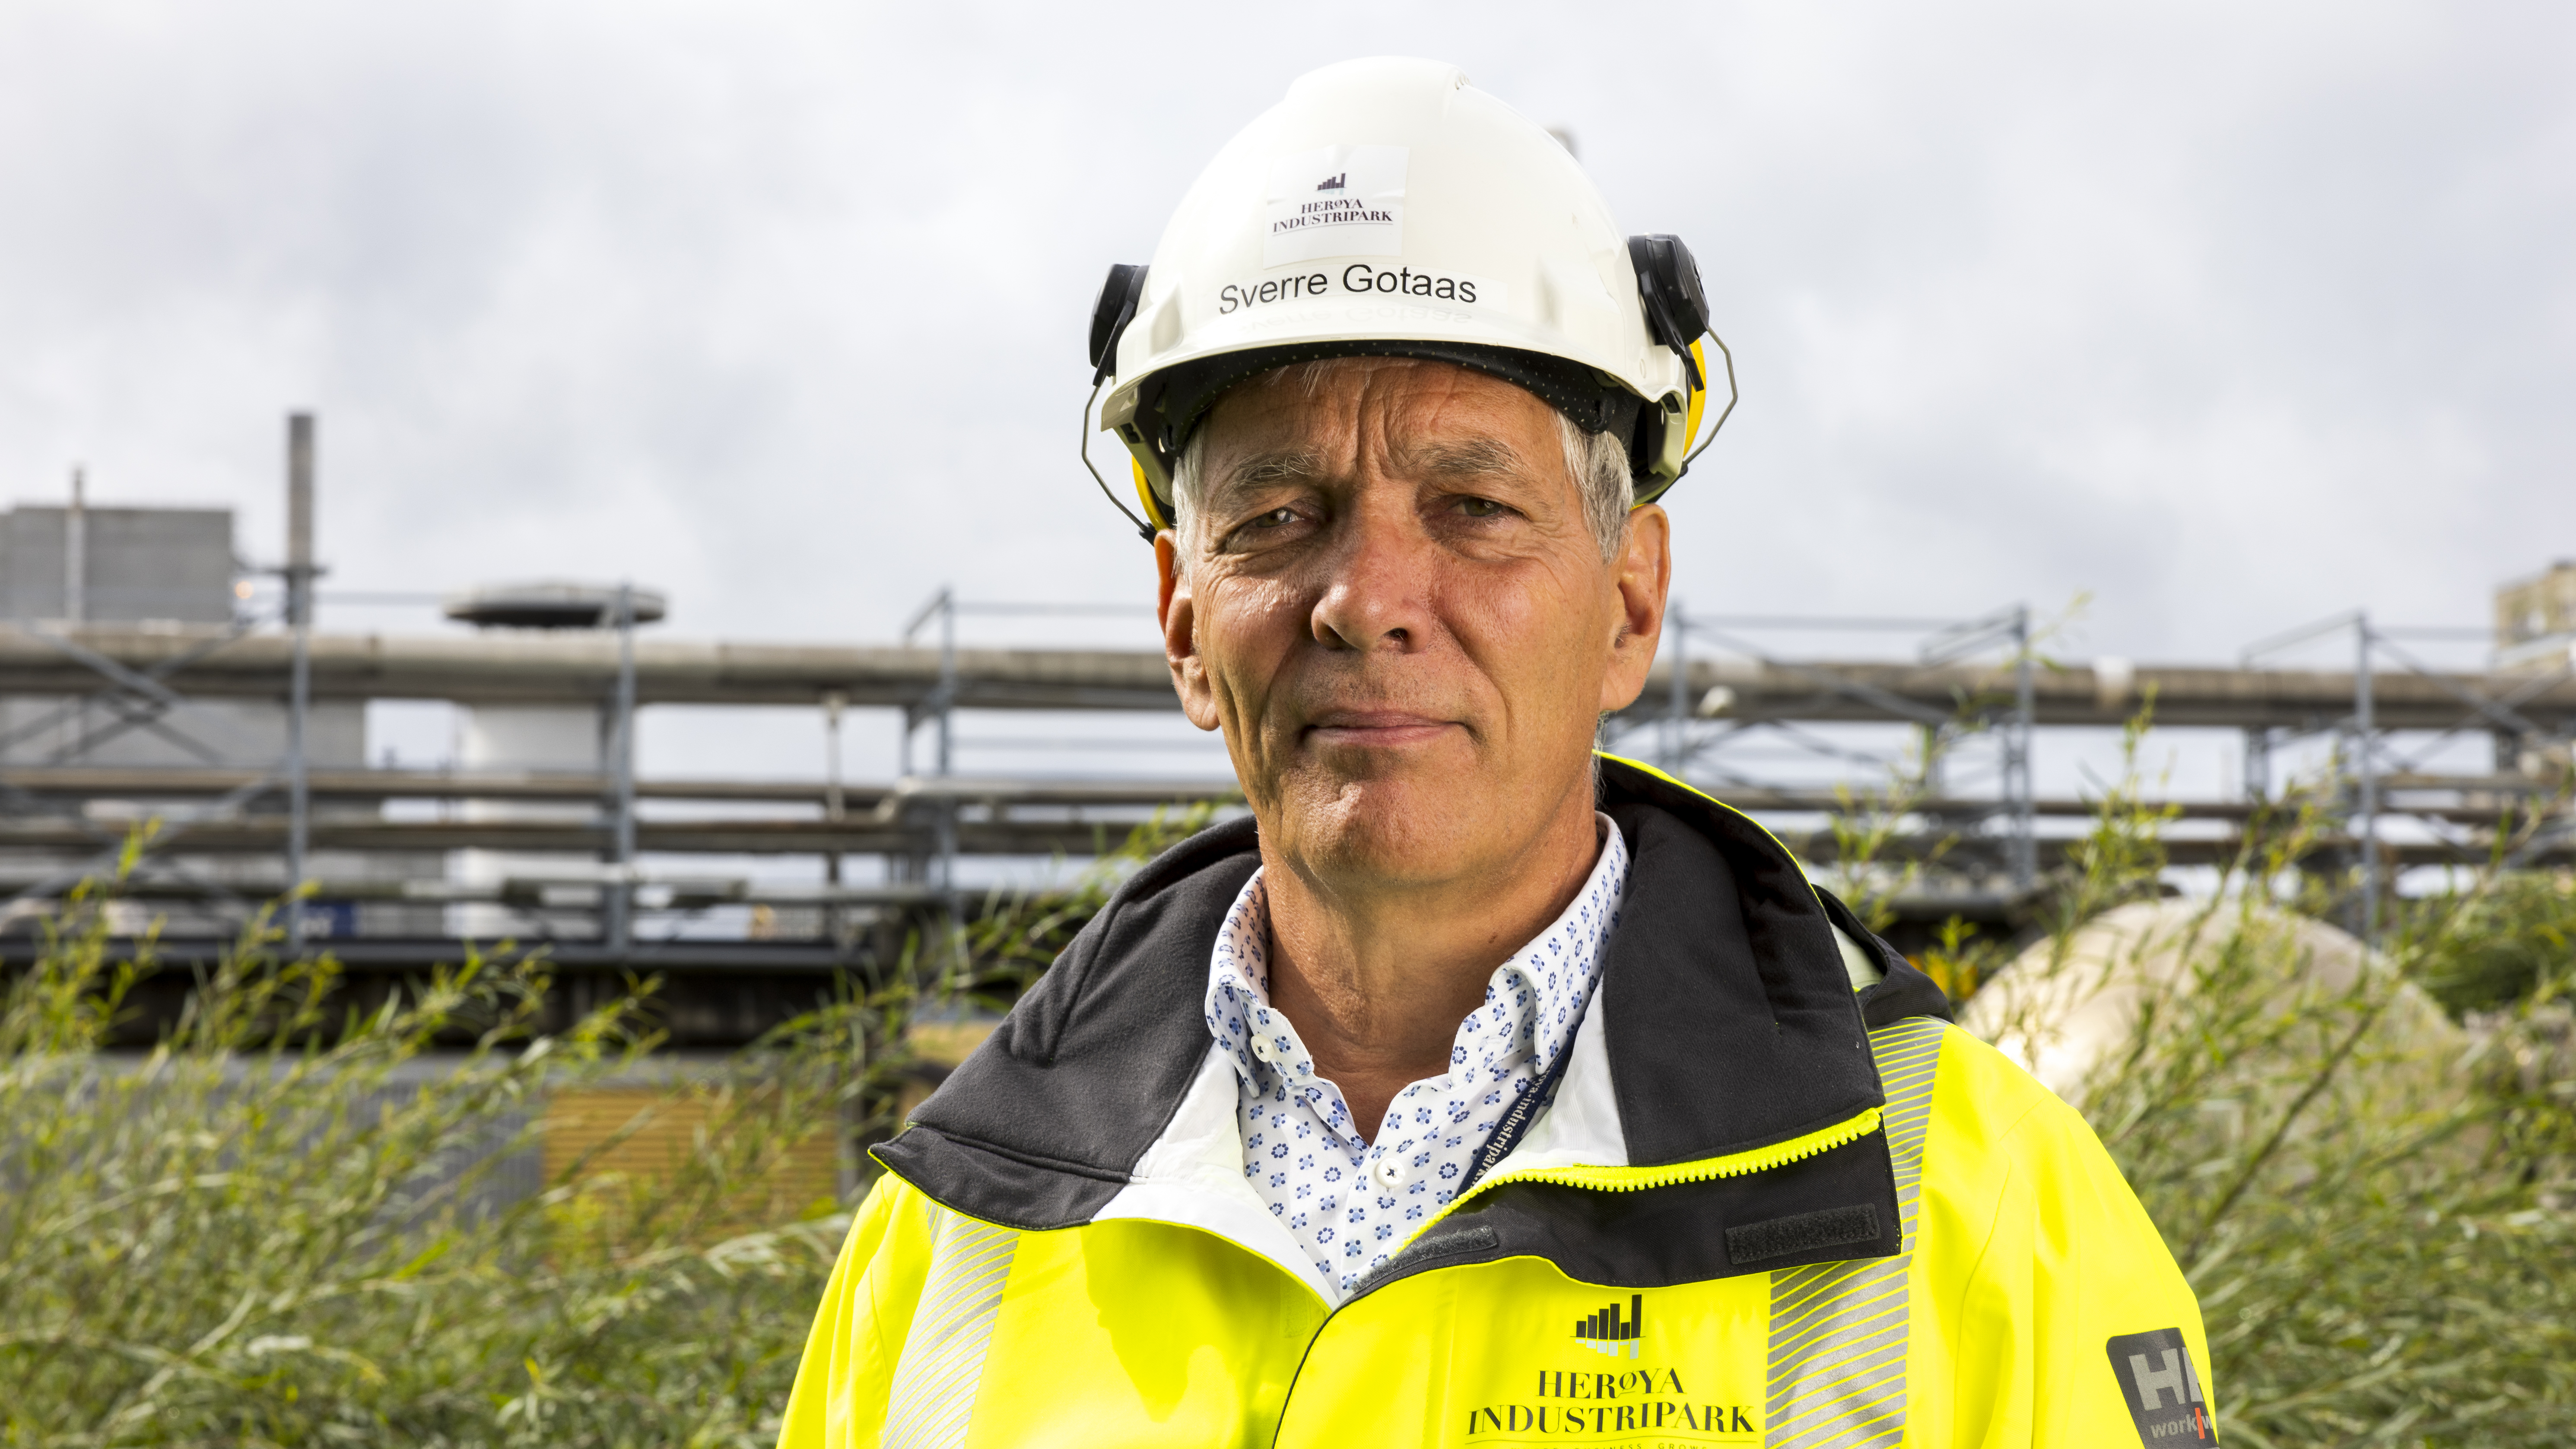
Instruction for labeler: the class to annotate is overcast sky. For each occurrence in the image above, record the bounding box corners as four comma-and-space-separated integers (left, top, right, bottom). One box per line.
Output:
2, 0, 2569, 676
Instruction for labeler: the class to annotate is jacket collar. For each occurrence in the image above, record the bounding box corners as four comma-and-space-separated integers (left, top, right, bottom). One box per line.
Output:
874, 756, 1950, 1261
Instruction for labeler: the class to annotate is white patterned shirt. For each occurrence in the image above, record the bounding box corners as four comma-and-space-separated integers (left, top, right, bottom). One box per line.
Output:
1203, 816, 1629, 1295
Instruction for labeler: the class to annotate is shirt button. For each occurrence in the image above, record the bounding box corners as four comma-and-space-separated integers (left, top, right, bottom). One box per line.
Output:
1251, 1036, 1277, 1063
1372, 1156, 1405, 1189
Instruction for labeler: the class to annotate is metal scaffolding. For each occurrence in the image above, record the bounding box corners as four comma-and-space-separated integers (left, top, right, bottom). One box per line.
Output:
1615, 603, 2041, 895
1, 504, 2570, 1004
0, 417, 315, 931
2242, 610, 2576, 945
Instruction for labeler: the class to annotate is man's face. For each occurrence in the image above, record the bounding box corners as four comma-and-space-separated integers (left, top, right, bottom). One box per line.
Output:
1156, 358, 1670, 895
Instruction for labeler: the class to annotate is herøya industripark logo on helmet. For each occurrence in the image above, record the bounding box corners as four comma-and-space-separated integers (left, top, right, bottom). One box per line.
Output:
1263, 144, 1406, 266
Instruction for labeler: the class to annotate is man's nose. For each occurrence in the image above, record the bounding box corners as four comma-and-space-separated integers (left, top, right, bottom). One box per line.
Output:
1309, 506, 1433, 652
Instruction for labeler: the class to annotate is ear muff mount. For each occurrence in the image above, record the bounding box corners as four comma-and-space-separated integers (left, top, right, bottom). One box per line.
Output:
1627, 234, 1710, 392
1089, 263, 1150, 386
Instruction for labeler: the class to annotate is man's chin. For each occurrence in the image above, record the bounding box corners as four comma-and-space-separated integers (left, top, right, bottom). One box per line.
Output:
1265, 767, 1489, 885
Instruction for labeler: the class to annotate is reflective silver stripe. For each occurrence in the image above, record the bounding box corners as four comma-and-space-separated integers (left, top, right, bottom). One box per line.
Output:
1764, 1017, 1944, 1449
883, 1209, 1019, 1449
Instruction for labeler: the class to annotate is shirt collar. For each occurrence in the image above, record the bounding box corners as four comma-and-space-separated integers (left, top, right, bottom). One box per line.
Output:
1201, 814, 1631, 1132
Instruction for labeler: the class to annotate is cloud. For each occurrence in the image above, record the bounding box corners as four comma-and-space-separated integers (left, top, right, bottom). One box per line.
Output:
0, 0, 2565, 672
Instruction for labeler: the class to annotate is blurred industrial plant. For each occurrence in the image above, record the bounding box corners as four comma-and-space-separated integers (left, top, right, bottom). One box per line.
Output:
4, 415, 2570, 1049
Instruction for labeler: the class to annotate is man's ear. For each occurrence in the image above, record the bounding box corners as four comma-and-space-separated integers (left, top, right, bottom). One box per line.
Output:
1598, 504, 1672, 715
1157, 531, 1223, 731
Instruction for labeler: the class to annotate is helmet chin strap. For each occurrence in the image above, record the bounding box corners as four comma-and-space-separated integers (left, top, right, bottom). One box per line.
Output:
1079, 378, 1156, 542
1683, 332, 1737, 473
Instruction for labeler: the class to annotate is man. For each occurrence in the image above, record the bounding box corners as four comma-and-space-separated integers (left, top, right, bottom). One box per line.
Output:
780, 57, 2216, 1449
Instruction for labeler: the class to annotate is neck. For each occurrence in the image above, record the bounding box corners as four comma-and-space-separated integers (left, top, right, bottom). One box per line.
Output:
1261, 788, 1604, 1144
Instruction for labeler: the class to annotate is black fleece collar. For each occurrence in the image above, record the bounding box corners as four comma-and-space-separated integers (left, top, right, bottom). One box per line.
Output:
874, 756, 1951, 1239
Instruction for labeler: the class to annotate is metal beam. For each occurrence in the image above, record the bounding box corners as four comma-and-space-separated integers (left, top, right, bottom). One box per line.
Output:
0, 816, 1196, 857
1629, 657, 2576, 732
0, 763, 2547, 827
0, 763, 1237, 807
0, 628, 1181, 709
2, 626, 2566, 730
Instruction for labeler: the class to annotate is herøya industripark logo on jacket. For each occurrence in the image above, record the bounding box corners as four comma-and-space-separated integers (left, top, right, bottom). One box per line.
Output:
1456, 1293, 1761, 1441
1573, 1294, 1643, 1359
1467, 1365, 1755, 1442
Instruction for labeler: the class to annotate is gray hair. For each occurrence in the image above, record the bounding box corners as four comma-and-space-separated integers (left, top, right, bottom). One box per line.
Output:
1168, 362, 1633, 564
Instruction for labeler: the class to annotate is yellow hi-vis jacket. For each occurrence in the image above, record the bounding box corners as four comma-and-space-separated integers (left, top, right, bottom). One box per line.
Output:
779, 759, 2217, 1449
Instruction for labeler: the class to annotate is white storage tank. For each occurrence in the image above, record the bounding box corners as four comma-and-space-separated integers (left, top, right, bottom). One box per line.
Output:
442, 582, 664, 942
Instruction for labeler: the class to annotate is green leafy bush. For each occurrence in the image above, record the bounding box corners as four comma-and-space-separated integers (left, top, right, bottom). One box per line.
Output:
4, 783, 2572, 1446
1965, 760, 2576, 1446
0, 875, 864, 1445
0, 809, 1219, 1448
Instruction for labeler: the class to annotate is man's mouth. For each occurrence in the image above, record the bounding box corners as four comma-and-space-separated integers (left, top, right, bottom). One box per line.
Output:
1301, 710, 1460, 749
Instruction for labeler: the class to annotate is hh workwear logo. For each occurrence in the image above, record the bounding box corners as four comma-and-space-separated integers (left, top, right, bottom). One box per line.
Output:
1575, 1294, 1642, 1358
2106, 1328, 2218, 1446
1263, 145, 1405, 265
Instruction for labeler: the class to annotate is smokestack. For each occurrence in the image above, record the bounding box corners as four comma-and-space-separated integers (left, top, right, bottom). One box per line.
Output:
65, 465, 85, 626
286, 413, 314, 626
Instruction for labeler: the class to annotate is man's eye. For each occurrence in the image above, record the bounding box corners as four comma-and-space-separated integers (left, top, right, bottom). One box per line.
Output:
1223, 506, 1305, 550
1458, 497, 1507, 518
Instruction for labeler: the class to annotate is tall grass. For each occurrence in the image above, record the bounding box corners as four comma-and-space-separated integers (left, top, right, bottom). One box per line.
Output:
1963, 730, 2576, 1447
0, 812, 1208, 1449
0, 851, 868, 1445
3, 779, 2571, 1445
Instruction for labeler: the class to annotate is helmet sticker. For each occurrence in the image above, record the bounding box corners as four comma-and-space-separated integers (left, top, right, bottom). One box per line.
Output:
1264, 145, 1407, 266
1214, 264, 1506, 318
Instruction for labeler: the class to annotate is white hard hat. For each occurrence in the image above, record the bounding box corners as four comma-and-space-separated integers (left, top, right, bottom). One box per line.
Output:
1083, 56, 1731, 539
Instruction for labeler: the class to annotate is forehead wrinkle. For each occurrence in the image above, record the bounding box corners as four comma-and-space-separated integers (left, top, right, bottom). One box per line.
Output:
1388, 433, 1534, 484
1206, 446, 1331, 506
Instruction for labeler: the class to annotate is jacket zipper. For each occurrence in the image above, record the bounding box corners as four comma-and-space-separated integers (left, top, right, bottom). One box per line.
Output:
1391, 1103, 1886, 1254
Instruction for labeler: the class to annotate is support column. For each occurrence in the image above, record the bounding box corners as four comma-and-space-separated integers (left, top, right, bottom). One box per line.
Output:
602, 582, 638, 953
935, 589, 958, 912
823, 690, 847, 950
2354, 613, 2378, 945
2007, 604, 2036, 892
285, 413, 314, 953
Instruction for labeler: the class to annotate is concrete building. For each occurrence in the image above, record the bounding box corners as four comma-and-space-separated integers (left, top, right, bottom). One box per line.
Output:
0, 501, 363, 770
3, 502, 234, 624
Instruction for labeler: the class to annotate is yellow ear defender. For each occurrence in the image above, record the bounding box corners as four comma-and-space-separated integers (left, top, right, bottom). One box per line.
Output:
1626, 236, 1732, 508
1131, 457, 1172, 534
1683, 340, 1709, 454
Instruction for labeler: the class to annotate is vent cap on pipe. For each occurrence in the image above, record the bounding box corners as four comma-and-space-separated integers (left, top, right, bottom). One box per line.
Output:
442, 581, 667, 630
